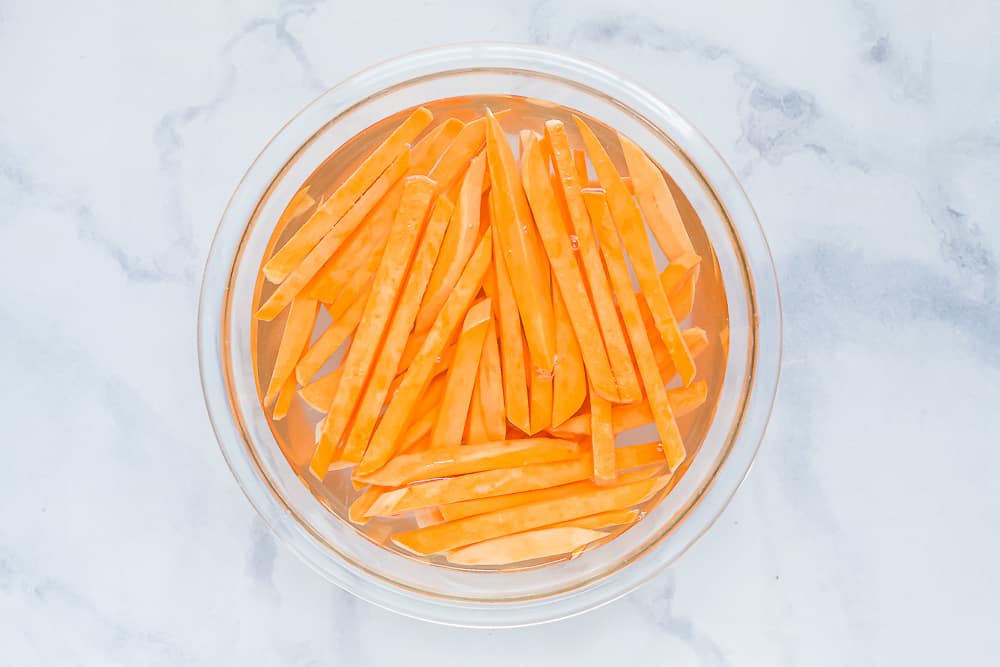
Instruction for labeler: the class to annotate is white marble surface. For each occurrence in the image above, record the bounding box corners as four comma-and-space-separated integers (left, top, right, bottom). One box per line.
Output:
2, 1, 999, 664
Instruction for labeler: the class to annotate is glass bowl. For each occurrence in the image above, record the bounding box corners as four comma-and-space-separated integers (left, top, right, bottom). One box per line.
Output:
198, 43, 781, 628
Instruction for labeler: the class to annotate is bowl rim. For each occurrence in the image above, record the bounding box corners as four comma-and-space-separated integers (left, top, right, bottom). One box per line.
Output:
198, 42, 782, 627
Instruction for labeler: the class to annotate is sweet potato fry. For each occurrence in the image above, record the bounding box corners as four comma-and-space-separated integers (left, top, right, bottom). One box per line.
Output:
339, 196, 456, 463
590, 390, 616, 483
398, 373, 449, 450
392, 476, 667, 555
465, 389, 490, 445
445, 527, 605, 565
299, 368, 342, 412
255, 151, 410, 320
549, 381, 708, 438
263, 296, 319, 404
619, 134, 696, 261
519, 134, 620, 402
438, 467, 663, 521
349, 485, 390, 525
551, 285, 586, 427
485, 111, 556, 373
311, 176, 438, 475
271, 374, 297, 421
545, 509, 640, 531
429, 117, 488, 194
430, 299, 492, 448
353, 438, 580, 487
546, 121, 640, 401
366, 443, 663, 517
528, 356, 553, 435
264, 107, 432, 283
573, 148, 588, 183
358, 234, 493, 474
410, 118, 465, 168
414, 153, 486, 333
477, 320, 506, 441
575, 117, 696, 387
295, 263, 367, 385
583, 189, 685, 469
483, 223, 530, 432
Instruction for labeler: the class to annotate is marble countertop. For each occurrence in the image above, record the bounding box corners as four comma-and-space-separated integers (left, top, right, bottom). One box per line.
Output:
3, 1, 998, 664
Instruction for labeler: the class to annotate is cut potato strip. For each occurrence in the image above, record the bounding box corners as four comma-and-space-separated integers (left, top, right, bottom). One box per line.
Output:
478, 320, 507, 441
660, 253, 702, 294
295, 267, 366, 384
349, 485, 389, 525
551, 285, 586, 427
576, 117, 696, 387
528, 359, 553, 435
255, 151, 410, 320
573, 148, 588, 183
438, 467, 663, 521
339, 196, 456, 463
366, 443, 663, 517
545, 121, 640, 402
519, 134, 620, 402
430, 299, 492, 448
445, 527, 604, 566
583, 189, 685, 469
429, 117, 488, 194
264, 107, 432, 283
466, 389, 490, 445
550, 381, 708, 438
410, 118, 465, 168
393, 476, 667, 555
485, 111, 556, 374
668, 277, 696, 323
359, 234, 494, 474
354, 437, 580, 487
546, 509, 640, 531
619, 134, 696, 261
264, 297, 319, 404
484, 223, 530, 432
312, 176, 438, 475
271, 374, 297, 421
305, 189, 397, 302
299, 368, 342, 412
397, 374, 449, 452
590, 390, 617, 483
414, 153, 487, 333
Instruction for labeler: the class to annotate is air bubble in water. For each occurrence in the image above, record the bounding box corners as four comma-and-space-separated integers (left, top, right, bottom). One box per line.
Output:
568, 234, 580, 251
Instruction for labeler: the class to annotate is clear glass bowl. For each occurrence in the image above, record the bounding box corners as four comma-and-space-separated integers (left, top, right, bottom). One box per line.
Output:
198, 43, 781, 628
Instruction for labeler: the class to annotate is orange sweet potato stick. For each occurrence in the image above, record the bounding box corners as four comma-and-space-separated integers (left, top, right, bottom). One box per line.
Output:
353, 438, 581, 487
392, 476, 667, 555
429, 299, 492, 448
575, 117, 696, 387
338, 196, 456, 463
428, 117, 488, 194
477, 319, 507, 441
546, 120, 641, 401
367, 443, 663, 517
519, 134, 621, 402
263, 107, 432, 283
484, 111, 556, 374
294, 269, 367, 385
305, 191, 396, 302
396, 374, 449, 451
545, 508, 640, 531
357, 234, 494, 475
573, 149, 588, 183
311, 176, 438, 475
298, 367, 342, 412
528, 347, 554, 435
438, 467, 664, 521
410, 118, 465, 168
413, 153, 487, 333
659, 253, 701, 323
271, 374, 297, 421
484, 222, 530, 433
583, 189, 685, 469
263, 296, 319, 404
444, 526, 605, 566
465, 388, 490, 445
590, 389, 617, 483
255, 150, 411, 320
550, 381, 708, 438
551, 284, 586, 427
619, 134, 696, 261
348, 485, 390, 525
